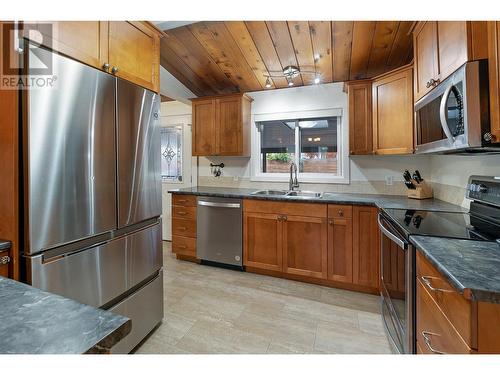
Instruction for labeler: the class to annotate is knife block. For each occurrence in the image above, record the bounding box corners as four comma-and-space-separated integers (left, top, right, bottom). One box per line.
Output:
407, 181, 433, 200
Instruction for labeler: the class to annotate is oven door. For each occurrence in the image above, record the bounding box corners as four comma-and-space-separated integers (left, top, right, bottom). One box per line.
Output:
415, 63, 469, 154
378, 213, 414, 354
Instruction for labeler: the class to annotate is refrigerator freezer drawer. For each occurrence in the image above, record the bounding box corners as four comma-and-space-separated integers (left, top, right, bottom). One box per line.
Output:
127, 221, 163, 288
30, 237, 127, 308
29, 221, 163, 308
117, 78, 161, 228
109, 269, 164, 354
25, 46, 117, 254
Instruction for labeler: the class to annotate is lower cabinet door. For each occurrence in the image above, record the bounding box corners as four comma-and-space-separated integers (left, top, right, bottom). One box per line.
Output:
352, 206, 380, 289
282, 215, 327, 279
327, 217, 353, 283
243, 212, 282, 272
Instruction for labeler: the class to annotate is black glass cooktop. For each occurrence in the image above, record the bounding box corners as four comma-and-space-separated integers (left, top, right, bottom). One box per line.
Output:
383, 208, 500, 241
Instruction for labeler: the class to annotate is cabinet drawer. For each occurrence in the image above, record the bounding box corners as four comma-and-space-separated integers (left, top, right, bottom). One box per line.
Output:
417, 279, 472, 354
172, 194, 197, 207
0, 250, 10, 278
243, 199, 327, 218
172, 205, 196, 220
416, 251, 472, 346
172, 236, 196, 257
172, 218, 197, 238
328, 204, 353, 218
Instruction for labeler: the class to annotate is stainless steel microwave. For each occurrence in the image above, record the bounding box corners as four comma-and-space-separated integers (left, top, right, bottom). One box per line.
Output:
414, 60, 499, 154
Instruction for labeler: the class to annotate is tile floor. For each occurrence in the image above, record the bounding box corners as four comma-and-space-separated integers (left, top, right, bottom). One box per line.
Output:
135, 241, 392, 354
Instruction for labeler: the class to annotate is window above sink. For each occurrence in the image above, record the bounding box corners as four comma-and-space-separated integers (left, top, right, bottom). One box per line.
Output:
251, 108, 349, 184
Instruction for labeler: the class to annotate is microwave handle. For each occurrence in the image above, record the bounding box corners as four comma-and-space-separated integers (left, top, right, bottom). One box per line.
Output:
439, 84, 456, 144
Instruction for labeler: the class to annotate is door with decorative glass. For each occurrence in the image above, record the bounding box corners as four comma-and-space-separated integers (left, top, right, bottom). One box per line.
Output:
160, 114, 196, 241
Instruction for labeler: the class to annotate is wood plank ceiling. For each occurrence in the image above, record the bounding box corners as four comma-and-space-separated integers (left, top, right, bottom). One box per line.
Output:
160, 21, 414, 97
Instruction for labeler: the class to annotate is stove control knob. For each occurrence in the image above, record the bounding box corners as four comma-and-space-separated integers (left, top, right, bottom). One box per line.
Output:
478, 184, 488, 193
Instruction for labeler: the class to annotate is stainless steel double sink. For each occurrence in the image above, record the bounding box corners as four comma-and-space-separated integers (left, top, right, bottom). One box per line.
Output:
250, 189, 323, 199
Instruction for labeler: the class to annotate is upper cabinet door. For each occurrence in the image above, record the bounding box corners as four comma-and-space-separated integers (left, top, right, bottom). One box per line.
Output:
372, 66, 414, 155
192, 99, 216, 155
348, 81, 373, 155
414, 21, 439, 101
28, 21, 108, 69
216, 96, 242, 155
108, 21, 160, 92
437, 22, 468, 81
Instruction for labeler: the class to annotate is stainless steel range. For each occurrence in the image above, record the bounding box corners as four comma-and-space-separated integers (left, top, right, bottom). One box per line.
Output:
20, 41, 163, 353
379, 175, 500, 354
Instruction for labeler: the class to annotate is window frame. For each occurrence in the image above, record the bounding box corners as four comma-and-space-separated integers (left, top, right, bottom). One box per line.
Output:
250, 108, 349, 184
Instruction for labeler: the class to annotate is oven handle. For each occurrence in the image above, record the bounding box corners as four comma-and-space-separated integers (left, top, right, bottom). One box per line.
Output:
439, 84, 456, 144
377, 213, 407, 249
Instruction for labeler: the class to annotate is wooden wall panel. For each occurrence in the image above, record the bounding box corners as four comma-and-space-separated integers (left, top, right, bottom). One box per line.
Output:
266, 21, 303, 86
160, 21, 414, 96
309, 21, 333, 83
332, 21, 354, 82
350, 21, 377, 80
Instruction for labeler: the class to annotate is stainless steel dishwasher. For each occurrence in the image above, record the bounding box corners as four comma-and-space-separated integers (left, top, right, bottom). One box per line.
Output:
197, 196, 243, 268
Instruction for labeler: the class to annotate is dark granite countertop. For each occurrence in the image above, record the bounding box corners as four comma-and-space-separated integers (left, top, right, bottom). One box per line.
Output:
169, 186, 466, 212
411, 236, 500, 303
0, 276, 131, 354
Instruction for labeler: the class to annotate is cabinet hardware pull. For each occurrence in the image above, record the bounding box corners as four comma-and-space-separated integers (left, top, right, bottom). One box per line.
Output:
178, 226, 187, 231
338, 210, 343, 217
177, 245, 187, 249
102, 63, 110, 71
177, 211, 187, 215
178, 199, 187, 203
283, 215, 287, 221
329, 220, 333, 226
0, 255, 10, 265
420, 276, 453, 293
111, 66, 119, 74
421, 331, 445, 354
277, 215, 282, 222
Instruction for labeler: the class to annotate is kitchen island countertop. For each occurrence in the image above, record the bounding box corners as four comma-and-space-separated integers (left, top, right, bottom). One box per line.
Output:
0, 276, 131, 354
411, 236, 500, 304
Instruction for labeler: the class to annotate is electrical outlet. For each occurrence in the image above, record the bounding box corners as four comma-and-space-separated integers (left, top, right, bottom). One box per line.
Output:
385, 176, 394, 186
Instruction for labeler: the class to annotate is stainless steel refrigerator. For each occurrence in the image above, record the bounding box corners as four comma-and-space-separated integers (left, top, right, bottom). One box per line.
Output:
21, 43, 163, 353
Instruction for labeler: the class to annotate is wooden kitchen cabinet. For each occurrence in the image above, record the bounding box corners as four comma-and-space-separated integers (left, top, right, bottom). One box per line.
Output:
352, 206, 379, 289
282, 215, 328, 279
487, 21, 500, 144
108, 21, 161, 92
191, 93, 252, 156
413, 21, 439, 101
347, 80, 373, 155
192, 98, 216, 155
372, 65, 414, 155
413, 21, 488, 102
30, 22, 108, 69
171, 194, 198, 259
24, 21, 162, 92
327, 205, 353, 283
243, 212, 282, 272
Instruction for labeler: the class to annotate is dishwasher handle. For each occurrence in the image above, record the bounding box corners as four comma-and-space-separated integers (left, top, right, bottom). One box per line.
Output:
198, 200, 241, 209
